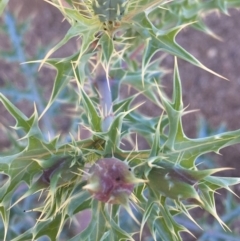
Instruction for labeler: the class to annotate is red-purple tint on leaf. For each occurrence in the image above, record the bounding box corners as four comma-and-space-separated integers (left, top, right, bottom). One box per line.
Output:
84, 158, 136, 204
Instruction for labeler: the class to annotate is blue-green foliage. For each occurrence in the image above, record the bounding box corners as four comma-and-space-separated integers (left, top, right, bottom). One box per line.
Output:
0, 1, 240, 241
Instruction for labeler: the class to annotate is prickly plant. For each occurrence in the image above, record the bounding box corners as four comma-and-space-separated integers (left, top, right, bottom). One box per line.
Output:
1, 0, 240, 240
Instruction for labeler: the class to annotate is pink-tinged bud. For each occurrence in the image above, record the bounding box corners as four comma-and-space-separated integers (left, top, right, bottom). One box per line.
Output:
84, 158, 138, 204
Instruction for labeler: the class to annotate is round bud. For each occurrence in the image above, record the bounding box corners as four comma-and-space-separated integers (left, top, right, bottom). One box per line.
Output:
84, 158, 136, 204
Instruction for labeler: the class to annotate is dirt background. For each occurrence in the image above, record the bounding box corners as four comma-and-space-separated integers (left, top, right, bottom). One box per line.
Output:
0, 0, 240, 239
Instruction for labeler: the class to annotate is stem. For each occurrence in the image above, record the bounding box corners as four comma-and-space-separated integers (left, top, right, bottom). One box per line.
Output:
95, 66, 114, 132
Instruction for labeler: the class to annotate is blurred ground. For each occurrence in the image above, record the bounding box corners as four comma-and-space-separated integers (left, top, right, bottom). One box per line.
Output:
0, 0, 240, 238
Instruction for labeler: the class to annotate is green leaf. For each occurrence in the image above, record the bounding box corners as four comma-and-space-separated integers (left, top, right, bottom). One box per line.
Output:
205, 175, 240, 194
140, 200, 155, 240
121, 71, 163, 105
67, 190, 91, 216
70, 200, 107, 241
108, 217, 135, 241
147, 201, 185, 241
11, 213, 64, 241
149, 116, 162, 157
99, 33, 114, 66
39, 8, 98, 69
0, 94, 45, 151
133, 12, 227, 80
172, 58, 183, 112
104, 112, 125, 154
90, 202, 106, 240
198, 183, 230, 231
147, 161, 202, 203
159, 90, 182, 150
0, 94, 32, 133
79, 86, 102, 132
169, 129, 240, 167
38, 55, 76, 119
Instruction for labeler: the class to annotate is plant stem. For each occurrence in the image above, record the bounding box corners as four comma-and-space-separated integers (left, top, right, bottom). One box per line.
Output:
95, 66, 114, 132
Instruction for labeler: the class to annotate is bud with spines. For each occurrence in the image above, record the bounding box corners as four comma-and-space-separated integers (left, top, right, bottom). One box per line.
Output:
84, 157, 144, 204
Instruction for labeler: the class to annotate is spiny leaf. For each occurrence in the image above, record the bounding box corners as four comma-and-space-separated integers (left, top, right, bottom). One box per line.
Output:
147, 161, 203, 204
67, 189, 91, 216
140, 200, 155, 240
205, 175, 240, 197
8, 180, 48, 210
39, 3, 99, 70
153, 61, 240, 168
0, 158, 42, 198
133, 12, 227, 80
172, 58, 183, 112
198, 183, 230, 231
0, 94, 45, 151
113, 95, 135, 114
158, 200, 184, 241
36, 54, 78, 119
157, 86, 183, 150
0, 94, 32, 133
107, 214, 135, 241
149, 114, 163, 157
79, 86, 102, 132
121, 71, 163, 105
104, 102, 144, 154
168, 129, 240, 167
174, 201, 202, 230
90, 202, 107, 241
147, 201, 186, 241
104, 112, 125, 154
99, 33, 114, 67
69, 200, 106, 241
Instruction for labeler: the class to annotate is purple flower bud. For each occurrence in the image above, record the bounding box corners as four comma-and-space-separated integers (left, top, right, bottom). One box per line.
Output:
84, 158, 137, 204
